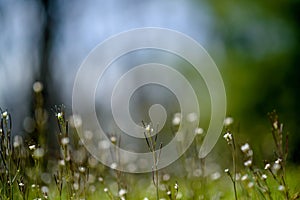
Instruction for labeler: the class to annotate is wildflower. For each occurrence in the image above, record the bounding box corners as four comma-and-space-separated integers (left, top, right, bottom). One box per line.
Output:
167, 190, 172, 196
110, 136, 117, 144
58, 159, 65, 166
78, 166, 86, 173
143, 198, 149, 200
275, 158, 282, 164
278, 185, 285, 191
194, 127, 204, 135
110, 162, 117, 169
2, 111, 8, 119
223, 132, 232, 143
98, 176, 104, 182
119, 188, 127, 196
33, 81, 43, 93
61, 137, 70, 146
241, 143, 250, 153
174, 182, 179, 190
29, 144, 36, 150
244, 159, 252, 167
264, 163, 271, 170
261, 174, 267, 180
172, 113, 181, 126
19, 182, 25, 187
104, 188, 108, 193
241, 174, 248, 181
273, 121, 278, 129
56, 112, 63, 120
224, 168, 229, 173
224, 117, 234, 126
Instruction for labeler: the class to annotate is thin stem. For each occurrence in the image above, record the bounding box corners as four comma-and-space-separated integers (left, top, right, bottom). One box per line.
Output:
231, 137, 238, 200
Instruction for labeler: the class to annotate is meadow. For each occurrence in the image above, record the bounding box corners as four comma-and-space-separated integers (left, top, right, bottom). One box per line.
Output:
0, 99, 299, 199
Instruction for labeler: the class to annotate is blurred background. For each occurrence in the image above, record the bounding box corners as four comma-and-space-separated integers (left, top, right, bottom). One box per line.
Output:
0, 0, 299, 163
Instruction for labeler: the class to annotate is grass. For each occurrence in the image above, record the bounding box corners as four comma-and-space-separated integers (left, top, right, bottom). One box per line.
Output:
0, 87, 299, 199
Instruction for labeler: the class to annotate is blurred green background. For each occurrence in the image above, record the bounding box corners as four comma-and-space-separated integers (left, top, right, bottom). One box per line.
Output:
0, 0, 299, 163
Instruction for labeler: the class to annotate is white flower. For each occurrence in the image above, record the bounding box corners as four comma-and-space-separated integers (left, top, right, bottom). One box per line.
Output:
273, 121, 278, 129
58, 159, 65, 166
56, 112, 63, 120
119, 189, 127, 196
261, 174, 267, 180
61, 137, 70, 146
19, 182, 25, 187
2, 111, 8, 119
194, 128, 204, 135
224, 168, 229, 173
224, 117, 234, 126
110, 136, 117, 143
33, 81, 43, 93
98, 177, 104, 182
78, 166, 86, 173
241, 174, 248, 181
264, 163, 271, 170
172, 113, 181, 126
167, 191, 171, 196
110, 162, 117, 169
275, 158, 282, 164
29, 144, 36, 150
174, 182, 179, 190
244, 160, 252, 167
223, 132, 232, 142
104, 188, 108, 193
278, 185, 285, 191
241, 143, 250, 153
